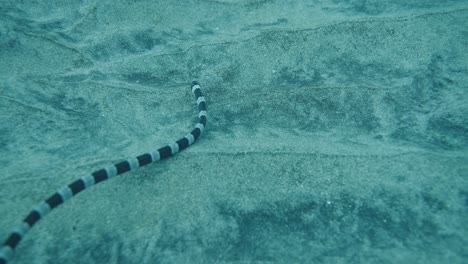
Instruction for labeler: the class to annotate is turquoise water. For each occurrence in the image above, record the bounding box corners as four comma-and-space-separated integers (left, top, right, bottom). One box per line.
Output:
0, 1, 467, 263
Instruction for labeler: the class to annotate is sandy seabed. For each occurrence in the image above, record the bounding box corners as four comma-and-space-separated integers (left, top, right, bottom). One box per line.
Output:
1, 1, 467, 263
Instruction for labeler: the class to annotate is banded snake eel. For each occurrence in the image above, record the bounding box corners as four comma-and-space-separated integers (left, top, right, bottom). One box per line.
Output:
0, 81, 207, 264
